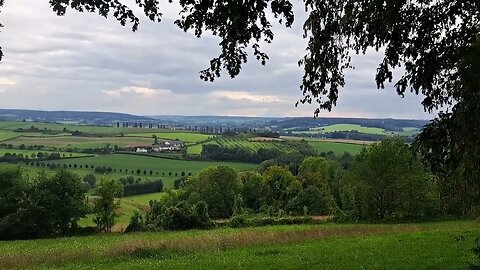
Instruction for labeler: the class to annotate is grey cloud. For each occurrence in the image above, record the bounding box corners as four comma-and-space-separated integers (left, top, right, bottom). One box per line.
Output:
0, 0, 435, 119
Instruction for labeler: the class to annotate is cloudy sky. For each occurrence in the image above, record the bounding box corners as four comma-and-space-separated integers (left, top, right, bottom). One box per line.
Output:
0, 0, 436, 119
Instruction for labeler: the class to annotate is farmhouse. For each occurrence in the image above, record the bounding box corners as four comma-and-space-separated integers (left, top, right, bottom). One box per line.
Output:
152, 140, 182, 152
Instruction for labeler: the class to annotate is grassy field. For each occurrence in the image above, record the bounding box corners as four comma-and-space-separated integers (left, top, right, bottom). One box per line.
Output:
3, 136, 155, 149
50, 154, 258, 176
79, 193, 167, 231
126, 133, 213, 143
311, 124, 386, 134
188, 137, 368, 156
124, 192, 166, 206
0, 221, 478, 269
291, 124, 420, 136
187, 137, 301, 155
0, 130, 20, 141
309, 141, 366, 155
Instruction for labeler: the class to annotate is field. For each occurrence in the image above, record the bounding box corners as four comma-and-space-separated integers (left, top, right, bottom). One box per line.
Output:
0, 121, 180, 135
0, 130, 20, 141
187, 137, 301, 155
312, 124, 386, 134
309, 141, 366, 155
50, 154, 257, 176
291, 124, 420, 136
187, 137, 369, 156
126, 132, 213, 143
0, 221, 478, 269
3, 136, 155, 149
124, 192, 167, 206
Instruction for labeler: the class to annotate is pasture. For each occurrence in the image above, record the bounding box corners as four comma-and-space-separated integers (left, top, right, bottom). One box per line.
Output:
312, 124, 386, 134
187, 137, 368, 156
0, 130, 20, 142
0, 221, 478, 269
50, 154, 258, 176
309, 141, 366, 155
124, 192, 167, 206
291, 124, 420, 136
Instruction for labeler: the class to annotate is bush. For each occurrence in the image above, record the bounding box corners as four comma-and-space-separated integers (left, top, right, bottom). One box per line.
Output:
125, 211, 144, 233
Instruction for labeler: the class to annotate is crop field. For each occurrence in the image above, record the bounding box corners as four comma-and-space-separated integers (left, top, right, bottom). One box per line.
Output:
126, 132, 213, 143
0, 221, 478, 269
188, 137, 297, 154
309, 141, 366, 155
3, 136, 155, 149
50, 154, 257, 175
0, 130, 20, 141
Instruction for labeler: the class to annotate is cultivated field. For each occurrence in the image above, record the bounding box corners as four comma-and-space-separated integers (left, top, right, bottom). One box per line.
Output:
0, 221, 477, 269
0, 130, 20, 141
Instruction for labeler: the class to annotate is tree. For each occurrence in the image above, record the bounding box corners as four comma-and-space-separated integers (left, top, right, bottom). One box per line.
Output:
348, 139, 439, 221
239, 171, 264, 211
261, 165, 301, 211
92, 178, 123, 233
185, 166, 241, 219
83, 174, 97, 188
30, 171, 89, 237
0, 169, 88, 239
0, 167, 31, 240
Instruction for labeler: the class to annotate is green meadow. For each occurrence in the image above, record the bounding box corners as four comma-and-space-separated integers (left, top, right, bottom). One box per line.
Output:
290, 124, 420, 136
50, 154, 258, 175
309, 141, 366, 155
0, 221, 478, 269
0, 130, 20, 141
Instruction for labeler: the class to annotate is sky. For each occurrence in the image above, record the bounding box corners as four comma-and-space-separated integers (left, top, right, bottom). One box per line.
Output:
0, 0, 437, 119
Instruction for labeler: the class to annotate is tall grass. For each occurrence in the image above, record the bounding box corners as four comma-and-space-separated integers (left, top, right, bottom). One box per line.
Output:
1, 221, 477, 269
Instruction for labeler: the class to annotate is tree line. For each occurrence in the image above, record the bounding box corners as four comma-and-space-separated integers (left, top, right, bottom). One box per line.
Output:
129, 138, 478, 232
201, 139, 317, 164
0, 169, 126, 239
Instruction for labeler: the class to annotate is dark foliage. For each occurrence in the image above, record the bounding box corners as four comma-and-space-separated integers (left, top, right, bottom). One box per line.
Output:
123, 180, 163, 197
